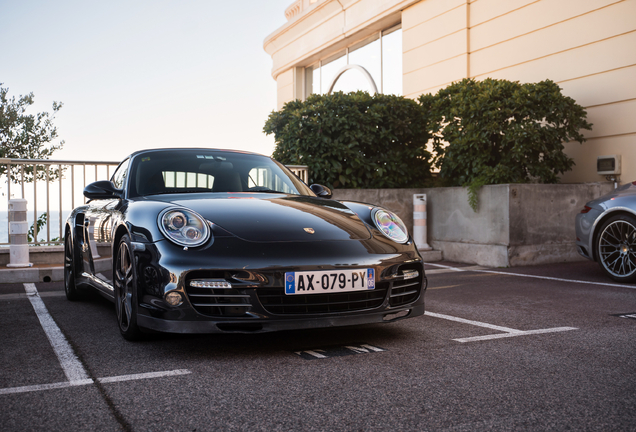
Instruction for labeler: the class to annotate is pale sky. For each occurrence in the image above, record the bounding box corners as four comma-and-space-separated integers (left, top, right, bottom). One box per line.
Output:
1, 0, 293, 163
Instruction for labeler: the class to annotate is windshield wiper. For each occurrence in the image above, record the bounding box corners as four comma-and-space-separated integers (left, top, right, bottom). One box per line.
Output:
248, 187, 286, 193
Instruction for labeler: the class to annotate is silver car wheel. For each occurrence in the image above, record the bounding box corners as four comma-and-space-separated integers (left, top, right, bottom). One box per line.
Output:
64, 230, 82, 301
598, 218, 636, 280
114, 234, 143, 340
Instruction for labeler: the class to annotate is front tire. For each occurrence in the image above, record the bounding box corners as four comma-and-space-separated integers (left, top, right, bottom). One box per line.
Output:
64, 230, 82, 301
114, 234, 143, 340
596, 214, 636, 283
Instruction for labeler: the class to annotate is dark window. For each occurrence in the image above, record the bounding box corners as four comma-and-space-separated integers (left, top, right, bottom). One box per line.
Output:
128, 150, 313, 198
111, 158, 130, 189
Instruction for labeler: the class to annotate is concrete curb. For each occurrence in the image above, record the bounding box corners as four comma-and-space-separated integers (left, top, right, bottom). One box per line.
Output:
0, 258, 112, 284
420, 250, 443, 262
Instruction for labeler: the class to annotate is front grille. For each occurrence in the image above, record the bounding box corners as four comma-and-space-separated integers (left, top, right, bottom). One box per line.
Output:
184, 264, 424, 317
257, 282, 389, 315
187, 286, 252, 317
389, 263, 424, 307
185, 271, 252, 317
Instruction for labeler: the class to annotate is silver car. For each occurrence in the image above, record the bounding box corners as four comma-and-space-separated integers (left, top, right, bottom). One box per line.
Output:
575, 181, 636, 282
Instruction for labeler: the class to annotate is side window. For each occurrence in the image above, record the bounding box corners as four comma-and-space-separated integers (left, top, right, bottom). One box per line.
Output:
248, 167, 294, 193
111, 158, 130, 189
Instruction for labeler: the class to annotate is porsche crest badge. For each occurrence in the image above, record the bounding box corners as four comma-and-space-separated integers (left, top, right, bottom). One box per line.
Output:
304, 228, 315, 234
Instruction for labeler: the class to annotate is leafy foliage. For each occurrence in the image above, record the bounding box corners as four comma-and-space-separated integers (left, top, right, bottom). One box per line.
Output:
0, 83, 64, 182
264, 91, 432, 189
419, 78, 592, 210
28, 212, 59, 243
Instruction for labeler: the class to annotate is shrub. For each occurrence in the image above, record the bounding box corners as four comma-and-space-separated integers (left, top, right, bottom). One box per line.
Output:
419, 78, 592, 209
264, 91, 432, 189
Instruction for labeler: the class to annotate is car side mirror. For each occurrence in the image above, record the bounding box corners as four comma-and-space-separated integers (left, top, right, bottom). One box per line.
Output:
310, 184, 332, 199
84, 180, 123, 200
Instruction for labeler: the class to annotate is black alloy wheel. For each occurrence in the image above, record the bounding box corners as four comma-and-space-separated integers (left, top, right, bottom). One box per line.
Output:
114, 234, 143, 340
596, 214, 636, 283
64, 230, 82, 301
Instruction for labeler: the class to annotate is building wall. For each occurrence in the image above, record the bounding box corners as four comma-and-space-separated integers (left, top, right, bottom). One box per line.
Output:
276, 69, 295, 110
266, 0, 636, 183
264, 0, 419, 106
402, 0, 468, 97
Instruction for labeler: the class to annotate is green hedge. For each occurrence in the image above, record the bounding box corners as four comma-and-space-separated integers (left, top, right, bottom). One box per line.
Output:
264, 91, 432, 189
419, 78, 592, 209
264, 79, 592, 209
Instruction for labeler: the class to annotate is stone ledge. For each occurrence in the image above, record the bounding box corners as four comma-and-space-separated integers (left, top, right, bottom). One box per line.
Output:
0, 244, 111, 266
0, 258, 112, 284
420, 249, 443, 262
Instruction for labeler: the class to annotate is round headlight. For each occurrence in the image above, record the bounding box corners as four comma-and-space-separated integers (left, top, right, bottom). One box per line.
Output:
373, 208, 409, 244
167, 212, 187, 230
159, 208, 210, 247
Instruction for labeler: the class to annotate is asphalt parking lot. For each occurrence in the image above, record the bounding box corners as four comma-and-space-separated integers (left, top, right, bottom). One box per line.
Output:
1, 260, 635, 431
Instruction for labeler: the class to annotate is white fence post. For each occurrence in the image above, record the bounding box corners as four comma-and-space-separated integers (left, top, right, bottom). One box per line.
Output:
7, 198, 33, 267
413, 194, 431, 251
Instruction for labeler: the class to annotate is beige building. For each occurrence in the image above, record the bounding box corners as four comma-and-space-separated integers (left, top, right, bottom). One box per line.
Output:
264, 0, 635, 184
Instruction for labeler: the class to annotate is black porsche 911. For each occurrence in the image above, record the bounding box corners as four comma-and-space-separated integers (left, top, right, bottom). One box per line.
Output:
64, 148, 427, 340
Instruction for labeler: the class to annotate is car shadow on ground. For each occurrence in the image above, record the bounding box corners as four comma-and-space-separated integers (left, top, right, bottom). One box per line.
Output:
71, 286, 419, 359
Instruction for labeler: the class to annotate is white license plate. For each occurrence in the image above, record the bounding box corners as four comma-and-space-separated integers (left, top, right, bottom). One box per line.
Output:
284, 269, 375, 295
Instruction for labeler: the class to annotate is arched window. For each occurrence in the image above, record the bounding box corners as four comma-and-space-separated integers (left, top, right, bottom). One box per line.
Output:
328, 64, 378, 94
305, 24, 402, 96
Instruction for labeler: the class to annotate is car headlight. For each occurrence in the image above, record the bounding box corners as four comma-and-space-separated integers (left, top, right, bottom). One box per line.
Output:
158, 208, 210, 247
373, 208, 409, 244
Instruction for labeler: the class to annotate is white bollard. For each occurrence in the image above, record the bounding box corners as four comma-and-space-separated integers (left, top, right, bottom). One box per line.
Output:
413, 194, 432, 251
7, 199, 33, 268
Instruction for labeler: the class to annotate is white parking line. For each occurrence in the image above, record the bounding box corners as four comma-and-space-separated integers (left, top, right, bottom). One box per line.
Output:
98, 369, 191, 384
426, 265, 486, 275
0, 291, 65, 301
24, 283, 90, 383
453, 327, 578, 343
425, 311, 520, 333
425, 311, 577, 343
0, 380, 91, 395
0, 370, 192, 395
0, 283, 192, 396
425, 262, 636, 290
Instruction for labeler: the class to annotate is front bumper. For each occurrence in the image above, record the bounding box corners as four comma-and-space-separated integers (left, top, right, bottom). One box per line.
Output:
133, 236, 427, 334
137, 303, 425, 334
575, 209, 602, 261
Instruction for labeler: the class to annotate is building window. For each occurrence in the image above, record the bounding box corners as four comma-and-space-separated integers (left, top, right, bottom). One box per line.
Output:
305, 24, 402, 97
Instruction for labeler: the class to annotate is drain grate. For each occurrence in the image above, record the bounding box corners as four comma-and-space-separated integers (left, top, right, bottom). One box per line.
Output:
293, 343, 386, 360
612, 312, 636, 320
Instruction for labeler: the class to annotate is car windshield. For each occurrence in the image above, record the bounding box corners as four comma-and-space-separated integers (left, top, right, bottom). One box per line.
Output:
127, 149, 313, 198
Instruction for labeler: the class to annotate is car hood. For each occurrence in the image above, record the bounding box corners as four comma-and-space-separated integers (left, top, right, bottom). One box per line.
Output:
146, 193, 372, 242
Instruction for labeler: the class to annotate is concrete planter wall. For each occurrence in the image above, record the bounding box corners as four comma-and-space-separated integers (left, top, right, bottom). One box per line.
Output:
333, 183, 614, 268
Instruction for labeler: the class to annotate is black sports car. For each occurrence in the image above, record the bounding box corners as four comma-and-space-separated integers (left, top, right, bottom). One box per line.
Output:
64, 148, 427, 340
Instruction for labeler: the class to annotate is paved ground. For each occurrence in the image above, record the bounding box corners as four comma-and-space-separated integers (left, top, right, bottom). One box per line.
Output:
1, 260, 635, 431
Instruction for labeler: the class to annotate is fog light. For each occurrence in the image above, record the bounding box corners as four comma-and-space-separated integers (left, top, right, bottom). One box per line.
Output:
402, 270, 419, 280
190, 279, 232, 289
165, 291, 183, 306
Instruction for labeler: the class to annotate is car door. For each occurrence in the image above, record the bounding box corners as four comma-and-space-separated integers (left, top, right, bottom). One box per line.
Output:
81, 158, 129, 288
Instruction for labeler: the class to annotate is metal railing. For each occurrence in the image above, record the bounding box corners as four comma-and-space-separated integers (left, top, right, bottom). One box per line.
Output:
287, 165, 309, 184
1, 158, 309, 246
1, 158, 120, 246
